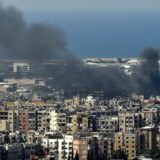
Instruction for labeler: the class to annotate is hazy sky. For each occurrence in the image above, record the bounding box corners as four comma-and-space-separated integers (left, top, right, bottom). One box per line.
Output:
2, 0, 160, 57
3, 0, 160, 11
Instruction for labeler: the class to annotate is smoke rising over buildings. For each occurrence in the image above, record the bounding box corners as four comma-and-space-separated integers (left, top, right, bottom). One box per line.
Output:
52, 48, 160, 98
0, 4, 67, 60
132, 48, 160, 96
0, 4, 159, 97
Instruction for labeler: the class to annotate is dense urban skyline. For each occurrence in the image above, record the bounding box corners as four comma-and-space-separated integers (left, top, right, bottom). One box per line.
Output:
0, 1, 159, 160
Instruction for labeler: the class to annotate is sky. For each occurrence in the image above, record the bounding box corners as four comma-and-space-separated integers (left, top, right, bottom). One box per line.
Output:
3, 0, 160, 11
2, 0, 160, 58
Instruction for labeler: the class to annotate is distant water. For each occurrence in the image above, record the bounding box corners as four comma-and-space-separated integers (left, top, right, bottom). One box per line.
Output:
24, 9, 160, 58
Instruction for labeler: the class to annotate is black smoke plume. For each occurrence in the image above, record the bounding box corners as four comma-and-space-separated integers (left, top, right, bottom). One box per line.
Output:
132, 48, 160, 97
0, 4, 160, 98
48, 48, 160, 98
0, 4, 67, 60
51, 59, 132, 97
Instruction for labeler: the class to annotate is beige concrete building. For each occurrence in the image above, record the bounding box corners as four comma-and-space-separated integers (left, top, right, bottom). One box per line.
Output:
0, 110, 19, 132
119, 113, 141, 132
96, 116, 118, 132
141, 108, 159, 126
8, 110, 19, 132
50, 110, 66, 132
0, 120, 9, 131
70, 115, 88, 133
37, 111, 50, 132
73, 139, 88, 160
114, 132, 140, 160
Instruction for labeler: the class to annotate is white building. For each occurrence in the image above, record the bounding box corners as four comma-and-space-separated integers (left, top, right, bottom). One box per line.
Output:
13, 63, 30, 73
64, 135, 73, 159
42, 132, 73, 160
85, 96, 96, 107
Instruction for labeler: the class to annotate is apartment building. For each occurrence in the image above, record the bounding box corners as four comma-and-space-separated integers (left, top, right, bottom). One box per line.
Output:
119, 113, 141, 132
139, 126, 157, 150
42, 132, 73, 160
96, 116, 118, 132
70, 114, 88, 133
141, 107, 159, 126
64, 135, 73, 160
73, 139, 88, 160
8, 110, 19, 132
114, 132, 140, 160
0, 120, 10, 131
50, 111, 66, 132
0, 111, 8, 120
19, 111, 37, 132
19, 111, 29, 133
0, 110, 19, 132
28, 111, 37, 131
37, 111, 50, 132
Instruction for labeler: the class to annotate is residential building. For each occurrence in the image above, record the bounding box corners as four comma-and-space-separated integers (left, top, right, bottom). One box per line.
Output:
96, 116, 118, 132
50, 111, 66, 132
73, 139, 88, 160
114, 132, 140, 160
